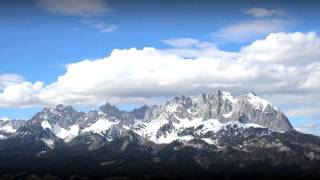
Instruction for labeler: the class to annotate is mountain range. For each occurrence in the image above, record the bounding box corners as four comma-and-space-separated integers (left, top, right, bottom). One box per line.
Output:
0, 91, 319, 179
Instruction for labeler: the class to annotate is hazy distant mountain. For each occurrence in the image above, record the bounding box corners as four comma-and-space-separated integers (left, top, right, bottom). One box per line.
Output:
0, 91, 319, 179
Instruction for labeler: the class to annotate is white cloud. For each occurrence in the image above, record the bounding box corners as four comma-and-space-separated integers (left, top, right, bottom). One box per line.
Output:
81, 19, 118, 33
243, 7, 284, 18
0, 81, 45, 108
295, 123, 318, 134
95, 23, 118, 33
0, 32, 320, 122
161, 38, 238, 59
34, 47, 252, 107
39, 0, 117, 32
241, 32, 320, 65
265, 93, 320, 118
299, 123, 318, 129
214, 19, 288, 42
0, 74, 25, 90
162, 38, 215, 48
0, 47, 251, 107
214, 7, 289, 42
38, 0, 112, 17
301, 65, 320, 90
287, 108, 320, 117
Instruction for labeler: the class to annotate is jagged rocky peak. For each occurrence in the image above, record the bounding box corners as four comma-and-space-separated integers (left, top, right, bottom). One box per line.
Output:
170, 95, 193, 108
227, 91, 293, 132
31, 104, 84, 128
130, 104, 149, 119
240, 91, 273, 110
99, 103, 122, 119
161, 90, 293, 132
99, 103, 158, 121
42, 104, 80, 116
162, 90, 234, 120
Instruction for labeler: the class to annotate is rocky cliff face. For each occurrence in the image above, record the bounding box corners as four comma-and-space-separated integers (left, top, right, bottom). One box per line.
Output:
141, 90, 293, 133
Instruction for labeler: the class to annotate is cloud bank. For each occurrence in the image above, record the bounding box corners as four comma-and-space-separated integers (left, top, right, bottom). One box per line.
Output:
0, 32, 320, 119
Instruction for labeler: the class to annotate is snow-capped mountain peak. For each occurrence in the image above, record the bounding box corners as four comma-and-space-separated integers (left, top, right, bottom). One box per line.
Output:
242, 92, 274, 110
0, 91, 293, 146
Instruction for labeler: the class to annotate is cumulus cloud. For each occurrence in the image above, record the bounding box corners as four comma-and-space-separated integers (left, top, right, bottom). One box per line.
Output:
214, 19, 288, 42
161, 38, 238, 59
243, 7, 284, 18
0, 74, 25, 90
241, 32, 320, 65
0, 32, 320, 122
38, 0, 112, 17
0, 48, 250, 107
0, 81, 45, 108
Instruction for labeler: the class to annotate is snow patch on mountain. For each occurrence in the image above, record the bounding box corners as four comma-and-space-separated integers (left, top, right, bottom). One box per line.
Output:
0, 134, 6, 140
201, 138, 218, 145
223, 112, 233, 118
53, 124, 79, 142
155, 134, 194, 144
82, 118, 118, 134
134, 118, 170, 139
41, 120, 52, 130
0, 125, 17, 133
166, 103, 180, 113
134, 116, 265, 144
245, 92, 273, 110
221, 91, 237, 103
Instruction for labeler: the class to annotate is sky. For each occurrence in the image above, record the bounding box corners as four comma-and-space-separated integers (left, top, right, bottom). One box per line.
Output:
0, 0, 320, 135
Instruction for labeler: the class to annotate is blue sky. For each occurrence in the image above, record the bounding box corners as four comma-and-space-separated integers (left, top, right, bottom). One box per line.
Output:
1, 0, 320, 83
0, 0, 320, 135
